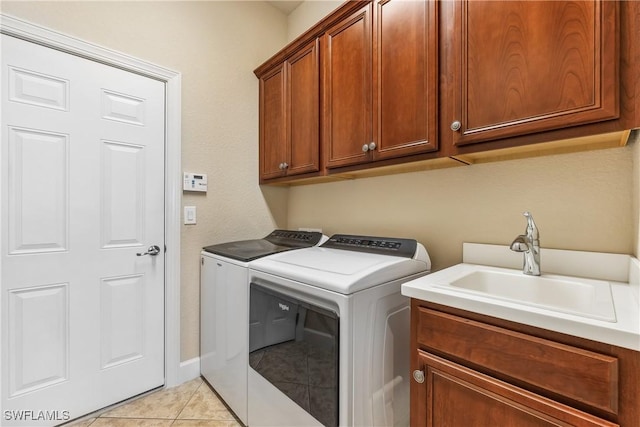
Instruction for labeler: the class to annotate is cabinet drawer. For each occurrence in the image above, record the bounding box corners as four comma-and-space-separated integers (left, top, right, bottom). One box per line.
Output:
417, 307, 619, 415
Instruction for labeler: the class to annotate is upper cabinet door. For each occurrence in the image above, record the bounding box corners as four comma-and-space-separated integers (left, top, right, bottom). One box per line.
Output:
323, 3, 373, 169
287, 39, 320, 176
374, 0, 438, 159
447, 0, 619, 147
259, 64, 287, 180
257, 39, 321, 183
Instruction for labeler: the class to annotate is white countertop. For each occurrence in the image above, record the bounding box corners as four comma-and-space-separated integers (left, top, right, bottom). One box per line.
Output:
402, 243, 640, 351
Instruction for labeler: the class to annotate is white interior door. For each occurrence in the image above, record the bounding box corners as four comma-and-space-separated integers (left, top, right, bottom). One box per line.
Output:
1, 35, 165, 426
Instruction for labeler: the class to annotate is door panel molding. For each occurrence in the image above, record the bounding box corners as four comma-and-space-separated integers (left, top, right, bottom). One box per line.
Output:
8, 283, 69, 397
0, 13, 183, 395
8, 126, 69, 254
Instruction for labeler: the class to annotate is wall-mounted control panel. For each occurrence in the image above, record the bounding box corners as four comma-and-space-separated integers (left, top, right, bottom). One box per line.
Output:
183, 173, 207, 192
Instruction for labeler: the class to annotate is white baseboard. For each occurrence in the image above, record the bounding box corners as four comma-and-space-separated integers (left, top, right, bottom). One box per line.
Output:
177, 357, 201, 385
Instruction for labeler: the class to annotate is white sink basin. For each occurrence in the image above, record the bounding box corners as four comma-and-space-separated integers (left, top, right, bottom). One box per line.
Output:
437, 267, 617, 322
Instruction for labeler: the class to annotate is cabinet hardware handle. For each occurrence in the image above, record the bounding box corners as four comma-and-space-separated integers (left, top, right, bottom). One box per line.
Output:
362, 144, 369, 153
283, 162, 289, 169
413, 369, 425, 384
368, 142, 377, 151
278, 163, 284, 170
450, 120, 462, 131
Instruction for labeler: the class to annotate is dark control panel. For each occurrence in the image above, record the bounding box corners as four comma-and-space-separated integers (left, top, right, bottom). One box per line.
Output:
265, 230, 323, 246
321, 234, 418, 258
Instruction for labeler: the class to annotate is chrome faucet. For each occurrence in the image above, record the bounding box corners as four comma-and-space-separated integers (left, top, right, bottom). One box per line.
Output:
510, 211, 541, 276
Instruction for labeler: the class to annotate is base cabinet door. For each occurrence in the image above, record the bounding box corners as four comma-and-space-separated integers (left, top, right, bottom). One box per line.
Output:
414, 351, 618, 427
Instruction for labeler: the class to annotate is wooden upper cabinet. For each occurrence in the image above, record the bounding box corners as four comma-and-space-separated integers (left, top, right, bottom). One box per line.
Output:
323, 3, 373, 169
374, 0, 438, 160
256, 0, 633, 183
324, 0, 438, 169
259, 64, 287, 181
257, 39, 320, 182
444, 0, 619, 147
287, 40, 320, 176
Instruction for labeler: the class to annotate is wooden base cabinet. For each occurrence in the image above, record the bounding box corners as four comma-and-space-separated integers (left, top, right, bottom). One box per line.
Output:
410, 300, 640, 426
417, 351, 617, 427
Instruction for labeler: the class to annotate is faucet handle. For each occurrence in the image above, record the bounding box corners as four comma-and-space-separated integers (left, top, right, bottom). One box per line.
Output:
523, 211, 539, 240
510, 235, 528, 252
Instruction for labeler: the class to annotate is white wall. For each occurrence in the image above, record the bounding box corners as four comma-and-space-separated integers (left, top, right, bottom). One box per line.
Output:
287, 0, 343, 41
1, 0, 289, 361
288, 146, 636, 271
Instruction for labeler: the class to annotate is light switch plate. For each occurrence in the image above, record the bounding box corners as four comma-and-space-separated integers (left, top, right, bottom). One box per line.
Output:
184, 206, 196, 225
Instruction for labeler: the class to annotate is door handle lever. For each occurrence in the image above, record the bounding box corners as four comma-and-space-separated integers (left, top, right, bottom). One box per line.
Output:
137, 245, 161, 256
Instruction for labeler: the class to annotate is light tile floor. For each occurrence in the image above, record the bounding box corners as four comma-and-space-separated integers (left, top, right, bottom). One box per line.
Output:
67, 377, 242, 427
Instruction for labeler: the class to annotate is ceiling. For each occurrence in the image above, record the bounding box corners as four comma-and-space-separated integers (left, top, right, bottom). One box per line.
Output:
267, 1, 304, 15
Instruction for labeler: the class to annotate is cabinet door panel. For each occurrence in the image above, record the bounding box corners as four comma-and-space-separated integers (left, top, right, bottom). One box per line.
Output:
451, 0, 618, 146
417, 351, 618, 427
287, 39, 320, 175
259, 65, 286, 180
323, 4, 373, 168
375, 0, 438, 159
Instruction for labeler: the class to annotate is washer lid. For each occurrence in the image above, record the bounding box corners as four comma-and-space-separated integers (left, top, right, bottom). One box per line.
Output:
202, 229, 323, 262
203, 239, 287, 262
250, 244, 430, 295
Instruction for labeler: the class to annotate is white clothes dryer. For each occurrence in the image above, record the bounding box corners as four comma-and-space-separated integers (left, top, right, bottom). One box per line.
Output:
247, 234, 431, 427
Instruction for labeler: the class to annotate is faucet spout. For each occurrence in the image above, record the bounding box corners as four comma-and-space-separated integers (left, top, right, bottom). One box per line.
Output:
510, 212, 541, 276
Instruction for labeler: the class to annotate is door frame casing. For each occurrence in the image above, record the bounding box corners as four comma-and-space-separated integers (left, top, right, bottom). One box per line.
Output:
0, 12, 183, 397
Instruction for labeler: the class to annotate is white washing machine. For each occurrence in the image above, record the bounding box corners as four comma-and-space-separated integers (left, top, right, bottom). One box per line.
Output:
200, 230, 325, 425
247, 234, 431, 427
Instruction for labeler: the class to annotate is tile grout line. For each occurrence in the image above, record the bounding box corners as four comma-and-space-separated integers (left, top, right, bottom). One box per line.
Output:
174, 380, 205, 421
67, 378, 203, 425
65, 377, 243, 426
